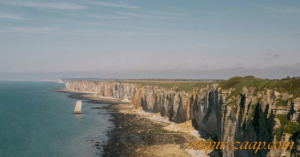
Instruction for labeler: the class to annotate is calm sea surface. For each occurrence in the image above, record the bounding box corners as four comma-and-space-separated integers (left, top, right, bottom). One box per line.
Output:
0, 81, 112, 157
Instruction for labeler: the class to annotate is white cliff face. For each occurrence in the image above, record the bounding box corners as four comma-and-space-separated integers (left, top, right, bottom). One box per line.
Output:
66, 81, 300, 157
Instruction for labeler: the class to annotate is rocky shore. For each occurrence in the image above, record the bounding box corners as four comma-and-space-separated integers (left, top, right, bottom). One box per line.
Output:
53, 88, 216, 157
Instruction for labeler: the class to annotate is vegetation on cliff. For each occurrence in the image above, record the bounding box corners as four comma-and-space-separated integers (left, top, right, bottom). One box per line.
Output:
275, 114, 300, 141
276, 98, 289, 107
115, 80, 214, 93
218, 76, 300, 99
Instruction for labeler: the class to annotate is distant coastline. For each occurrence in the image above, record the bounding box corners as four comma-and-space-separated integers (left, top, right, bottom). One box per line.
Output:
41, 79, 65, 83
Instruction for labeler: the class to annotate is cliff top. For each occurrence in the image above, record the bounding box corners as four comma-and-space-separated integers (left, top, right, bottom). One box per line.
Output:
218, 76, 300, 98
72, 76, 300, 98
118, 77, 300, 98
116, 80, 215, 93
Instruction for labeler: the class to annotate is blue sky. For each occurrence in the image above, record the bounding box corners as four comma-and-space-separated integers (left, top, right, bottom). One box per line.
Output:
0, 0, 300, 80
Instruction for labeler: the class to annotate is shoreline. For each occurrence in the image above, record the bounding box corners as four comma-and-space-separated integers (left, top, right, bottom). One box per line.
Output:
52, 88, 218, 157
51, 88, 130, 104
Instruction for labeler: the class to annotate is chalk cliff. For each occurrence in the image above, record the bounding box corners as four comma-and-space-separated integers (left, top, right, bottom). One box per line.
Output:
66, 79, 300, 157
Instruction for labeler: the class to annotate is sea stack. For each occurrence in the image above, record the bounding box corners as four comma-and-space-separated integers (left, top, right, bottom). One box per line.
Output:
74, 100, 83, 114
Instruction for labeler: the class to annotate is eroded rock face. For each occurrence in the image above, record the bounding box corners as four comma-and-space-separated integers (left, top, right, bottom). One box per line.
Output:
66, 81, 300, 157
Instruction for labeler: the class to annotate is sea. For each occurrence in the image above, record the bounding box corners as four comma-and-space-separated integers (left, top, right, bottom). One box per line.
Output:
0, 81, 113, 157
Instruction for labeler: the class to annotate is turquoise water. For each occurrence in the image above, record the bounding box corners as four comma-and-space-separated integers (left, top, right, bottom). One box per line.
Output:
0, 81, 112, 157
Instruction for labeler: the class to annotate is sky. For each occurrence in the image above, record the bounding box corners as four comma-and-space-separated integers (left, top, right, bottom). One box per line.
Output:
0, 0, 300, 81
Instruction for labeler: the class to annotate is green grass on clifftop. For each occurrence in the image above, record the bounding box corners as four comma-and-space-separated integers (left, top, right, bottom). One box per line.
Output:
116, 80, 215, 93
217, 76, 300, 98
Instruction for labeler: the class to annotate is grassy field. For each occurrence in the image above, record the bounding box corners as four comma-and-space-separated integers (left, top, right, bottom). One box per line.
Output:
117, 80, 215, 93
217, 76, 300, 98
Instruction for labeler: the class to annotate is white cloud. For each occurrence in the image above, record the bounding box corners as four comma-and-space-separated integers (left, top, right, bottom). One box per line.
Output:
0, 1, 87, 10
282, 7, 300, 13
0, 12, 24, 19
89, 14, 128, 19
117, 12, 181, 19
89, 1, 139, 9
117, 12, 141, 17
1, 27, 166, 36
265, 6, 300, 14
140, 10, 183, 16
6, 27, 58, 33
